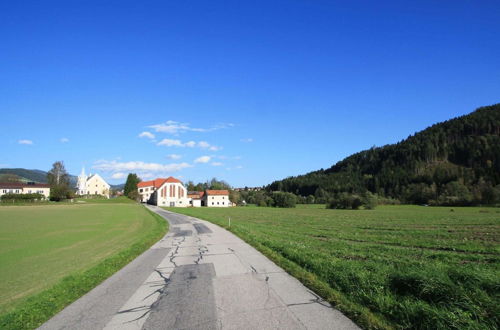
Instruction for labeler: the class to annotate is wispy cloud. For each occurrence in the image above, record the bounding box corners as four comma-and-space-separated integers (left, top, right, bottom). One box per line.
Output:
194, 156, 211, 164
157, 139, 221, 151
211, 162, 223, 166
148, 120, 233, 135
240, 138, 253, 143
18, 139, 33, 145
60, 137, 70, 143
111, 172, 127, 179
138, 131, 155, 139
167, 154, 182, 160
93, 160, 192, 173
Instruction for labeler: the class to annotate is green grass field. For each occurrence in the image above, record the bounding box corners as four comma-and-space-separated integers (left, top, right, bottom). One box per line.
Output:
0, 200, 167, 328
170, 205, 500, 330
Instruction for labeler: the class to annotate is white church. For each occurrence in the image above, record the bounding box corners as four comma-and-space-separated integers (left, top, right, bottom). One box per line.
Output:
76, 168, 111, 198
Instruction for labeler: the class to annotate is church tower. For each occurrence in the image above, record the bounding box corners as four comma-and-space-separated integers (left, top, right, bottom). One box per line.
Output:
76, 167, 88, 195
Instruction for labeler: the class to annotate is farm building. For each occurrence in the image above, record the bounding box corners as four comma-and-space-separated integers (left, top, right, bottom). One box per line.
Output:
0, 182, 50, 199
138, 177, 232, 207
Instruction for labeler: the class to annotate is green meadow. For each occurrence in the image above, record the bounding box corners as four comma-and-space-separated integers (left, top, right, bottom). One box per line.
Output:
0, 199, 167, 329
170, 205, 500, 330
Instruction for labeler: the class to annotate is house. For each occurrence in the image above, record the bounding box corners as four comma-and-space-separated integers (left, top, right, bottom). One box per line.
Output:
139, 177, 189, 207
75, 168, 111, 198
187, 191, 204, 207
137, 177, 232, 207
0, 182, 50, 199
137, 178, 169, 203
203, 190, 231, 207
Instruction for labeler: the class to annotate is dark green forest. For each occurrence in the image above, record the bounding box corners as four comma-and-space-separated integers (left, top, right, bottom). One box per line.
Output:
267, 104, 500, 206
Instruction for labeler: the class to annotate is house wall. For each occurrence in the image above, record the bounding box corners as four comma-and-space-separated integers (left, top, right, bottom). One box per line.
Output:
155, 182, 189, 207
23, 187, 50, 198
85, 175, 110, 198
138, 185, 155, 203
0, 186, 50, 198
191, 199, 202, 207
205, 194, 230, 207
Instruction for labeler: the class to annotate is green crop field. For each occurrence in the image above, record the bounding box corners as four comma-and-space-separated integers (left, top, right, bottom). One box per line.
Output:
0, 200, 167, 329
169, 205, 500, 330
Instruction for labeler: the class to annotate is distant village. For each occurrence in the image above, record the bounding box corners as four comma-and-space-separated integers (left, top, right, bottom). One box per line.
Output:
0, 167, 241, 207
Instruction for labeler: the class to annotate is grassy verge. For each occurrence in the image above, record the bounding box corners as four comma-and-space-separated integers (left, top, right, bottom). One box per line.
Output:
168, 205, 499, 330
0, 204, 167, 329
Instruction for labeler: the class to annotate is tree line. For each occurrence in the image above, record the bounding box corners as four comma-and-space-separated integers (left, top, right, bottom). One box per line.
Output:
267, 104, 500, 206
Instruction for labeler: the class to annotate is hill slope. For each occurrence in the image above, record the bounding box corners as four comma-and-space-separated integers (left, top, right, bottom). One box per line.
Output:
268, 104, 500, 205
0, 168, 78, 186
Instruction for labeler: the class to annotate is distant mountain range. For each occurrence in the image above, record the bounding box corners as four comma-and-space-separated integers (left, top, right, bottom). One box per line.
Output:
0, 168, 124, 190
267, 104, 500, 205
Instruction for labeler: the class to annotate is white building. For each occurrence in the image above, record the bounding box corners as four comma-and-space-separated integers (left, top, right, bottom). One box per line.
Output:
137, 177, 232, 207
203, 190, 231, 207
0, 182, 50, 199
139, 177, 189, 207
137, 178, 168, 203
76, 168, 110, 198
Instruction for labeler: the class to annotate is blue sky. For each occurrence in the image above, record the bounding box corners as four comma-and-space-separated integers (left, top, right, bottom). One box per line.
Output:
1, 1, 499, 187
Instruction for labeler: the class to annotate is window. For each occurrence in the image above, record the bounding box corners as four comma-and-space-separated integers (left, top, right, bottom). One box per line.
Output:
140, 189, 143, 192
2, 190, 6, 193
217, 202, 219, 205
28, 190, 32, 193
212, 202, 214, 205
222, 196, 225, 199
222, 202, 225, 205
212, 196, 214, 199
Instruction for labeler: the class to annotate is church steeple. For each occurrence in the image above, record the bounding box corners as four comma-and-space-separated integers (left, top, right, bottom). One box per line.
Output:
76, 166, 88, 194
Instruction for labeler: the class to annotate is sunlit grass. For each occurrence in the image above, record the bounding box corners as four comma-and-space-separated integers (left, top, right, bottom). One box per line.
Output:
170, 205, 500, 329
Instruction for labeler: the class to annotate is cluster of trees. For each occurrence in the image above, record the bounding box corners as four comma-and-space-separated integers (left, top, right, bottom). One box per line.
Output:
1, 193, 45, 202
47, 161, 74, 201
185, 178, 232, 191
124, 173, 141, 200
267, 104, 500, 206
327, 192, 377, 210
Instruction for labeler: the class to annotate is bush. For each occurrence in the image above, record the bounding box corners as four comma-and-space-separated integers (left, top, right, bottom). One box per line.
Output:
327, 193, 377, 210
271, 192, 297, 208
1, 193, 45, 202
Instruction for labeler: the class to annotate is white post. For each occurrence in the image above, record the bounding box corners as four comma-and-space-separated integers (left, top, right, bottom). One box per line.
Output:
228, 217, 231, 228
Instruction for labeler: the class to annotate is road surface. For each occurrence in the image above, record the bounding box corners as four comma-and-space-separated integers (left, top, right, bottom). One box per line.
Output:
40, 205, 359, 330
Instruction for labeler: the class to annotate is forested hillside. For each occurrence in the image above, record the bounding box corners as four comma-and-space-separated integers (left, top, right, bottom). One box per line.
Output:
268, 104, 500, 205
0, 168, 78, 186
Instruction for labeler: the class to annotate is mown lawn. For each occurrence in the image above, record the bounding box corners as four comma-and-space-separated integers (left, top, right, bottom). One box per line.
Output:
0, 201, 167, 328
170, 205, 500, 330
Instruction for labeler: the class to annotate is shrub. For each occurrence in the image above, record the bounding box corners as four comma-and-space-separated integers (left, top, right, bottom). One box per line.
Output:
271, 192, 297, 208
1, 193, 45, 202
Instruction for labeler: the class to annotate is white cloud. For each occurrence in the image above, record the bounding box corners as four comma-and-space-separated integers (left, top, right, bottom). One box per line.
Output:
211, 162, 223, 166
167, 154, 182, 160
60, 137, 69, 143
235, 165, 243, 169
194, 156, 211, 164
111, 172, 127, 179
93, 160, 192, 173
156, 139, 221, 151
240, 138, 253, 143
157, 139, 185, 147
18, 139, 33, 145
148, 121, 234, 135
138, 131, 155, 139
198, 141, 210, 148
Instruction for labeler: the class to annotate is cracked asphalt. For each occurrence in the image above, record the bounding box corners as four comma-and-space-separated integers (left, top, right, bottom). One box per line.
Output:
39, 205, 359, 330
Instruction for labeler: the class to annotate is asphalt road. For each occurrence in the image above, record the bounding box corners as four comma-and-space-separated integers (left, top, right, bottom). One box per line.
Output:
40, 205, 359, 330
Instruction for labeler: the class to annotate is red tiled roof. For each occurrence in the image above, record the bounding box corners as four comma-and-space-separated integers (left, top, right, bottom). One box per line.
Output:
205, 190, 229, 195
187, 191, 204, 199
137, 176, 182, 188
